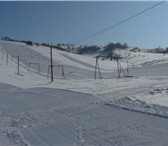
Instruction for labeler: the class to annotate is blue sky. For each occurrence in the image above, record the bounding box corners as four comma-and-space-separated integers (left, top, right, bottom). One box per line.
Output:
0, 1, 168, 49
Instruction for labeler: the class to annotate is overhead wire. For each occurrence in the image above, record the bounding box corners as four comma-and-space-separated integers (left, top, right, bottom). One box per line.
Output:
72, 1, 166, 44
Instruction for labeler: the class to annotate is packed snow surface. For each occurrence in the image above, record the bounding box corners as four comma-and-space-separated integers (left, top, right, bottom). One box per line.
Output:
1, 41, 168, 145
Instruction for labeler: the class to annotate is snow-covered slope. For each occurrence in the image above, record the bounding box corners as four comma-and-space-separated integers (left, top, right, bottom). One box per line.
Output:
1, 41, 168, 146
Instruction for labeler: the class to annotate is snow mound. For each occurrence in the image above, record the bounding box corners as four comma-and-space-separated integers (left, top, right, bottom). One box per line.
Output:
106, 89, 168, 119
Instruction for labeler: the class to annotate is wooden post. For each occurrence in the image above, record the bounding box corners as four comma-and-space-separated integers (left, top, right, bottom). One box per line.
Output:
62, 66, 65, 78
1, 49, 3, 60
126, 57, 129, 74
94, 57, 101, 79
6, 52, 8, 65
18, 55, 20, 75
50, 46, 53, 82
118, 61, 127, 77
116, 59, 120, 78
97, 60, 102, 79
94, 58, 98, 79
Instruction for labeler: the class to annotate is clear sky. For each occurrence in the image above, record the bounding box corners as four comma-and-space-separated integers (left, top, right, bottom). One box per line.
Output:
0, 1, 168, 49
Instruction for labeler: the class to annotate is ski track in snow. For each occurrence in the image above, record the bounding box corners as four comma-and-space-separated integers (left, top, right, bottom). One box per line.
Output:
1, 85, 168, 146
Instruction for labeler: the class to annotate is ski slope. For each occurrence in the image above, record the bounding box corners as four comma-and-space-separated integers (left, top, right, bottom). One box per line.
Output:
1, 41, 168, 145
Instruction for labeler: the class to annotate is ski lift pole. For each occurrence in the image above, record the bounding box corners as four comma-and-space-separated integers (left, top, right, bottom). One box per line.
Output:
6, 51, 8, 65
126, 57, 129, 74
18, 55, 20, 75
94, 58, 98, 79
50, 46, 54, 82
97, 60, 102, 79
1, 49, 3, 60
116, 58, 120, 78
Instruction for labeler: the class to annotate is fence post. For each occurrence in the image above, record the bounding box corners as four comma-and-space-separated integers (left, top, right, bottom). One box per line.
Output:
1, 49, 3, 60
116, 59, 120, 78
94, 58, 98, 79
6, 52, 8, 65
126, 57, 129, 74
50, 46, 53, 82
18, 55, 20, 75
62, 66, 65, 78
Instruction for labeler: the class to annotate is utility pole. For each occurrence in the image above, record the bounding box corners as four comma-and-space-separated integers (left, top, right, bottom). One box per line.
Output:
50, 45, 54, 82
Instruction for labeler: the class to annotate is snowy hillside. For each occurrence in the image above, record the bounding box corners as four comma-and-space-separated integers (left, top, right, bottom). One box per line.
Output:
1, 41, 168, 145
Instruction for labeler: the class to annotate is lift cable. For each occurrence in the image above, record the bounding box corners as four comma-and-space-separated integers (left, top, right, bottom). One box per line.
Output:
72, 1, 166, 44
